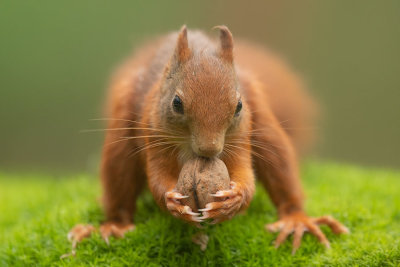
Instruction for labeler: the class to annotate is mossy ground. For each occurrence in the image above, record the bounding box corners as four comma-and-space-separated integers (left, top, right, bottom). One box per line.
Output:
1, 162, 399, 266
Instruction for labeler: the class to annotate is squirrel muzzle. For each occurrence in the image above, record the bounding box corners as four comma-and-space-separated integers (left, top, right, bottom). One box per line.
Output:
191, 133, 224, 158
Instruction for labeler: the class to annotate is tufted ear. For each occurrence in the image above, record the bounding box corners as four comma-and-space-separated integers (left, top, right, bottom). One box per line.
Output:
173, 25, 191, 63
213, 25, 234, 63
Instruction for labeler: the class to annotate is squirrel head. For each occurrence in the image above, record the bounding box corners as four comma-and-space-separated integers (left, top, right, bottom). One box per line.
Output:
158, 25, 245, 159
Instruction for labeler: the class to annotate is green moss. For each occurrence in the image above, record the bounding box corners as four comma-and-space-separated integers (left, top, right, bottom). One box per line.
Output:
1, 162, 399, 266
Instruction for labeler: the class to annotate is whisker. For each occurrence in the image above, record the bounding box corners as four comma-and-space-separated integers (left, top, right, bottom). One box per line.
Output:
225, 143, 274, 166
229, 140, 280, 158
158, 143, 179, 155
88, 118, 184, 135
221, 147, 231, 161
229, 138, 275, 149
126, 139, 164, 157
120, 135, 185, 140
105, 136, 170, 148
169, 143, 181, 157
222, 146, 240, 161
228, 118, 315, 137
104, 135, 184, 147
81, 127, 182, 134
245, 127, 316, 134
127, 141, 180, 159
229, 138, 286, 152
127, 142, 169, 158
91, 116, 166, 129
90, 118, 152, 127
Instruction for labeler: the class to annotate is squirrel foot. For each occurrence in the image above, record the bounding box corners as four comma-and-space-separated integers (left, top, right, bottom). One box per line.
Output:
99, 222, 135, 245
198, 181, 243, 224
62, 222, 134, 258
67, 224, 96, 249
61, 224, 96, 259
265, 212, 349, 254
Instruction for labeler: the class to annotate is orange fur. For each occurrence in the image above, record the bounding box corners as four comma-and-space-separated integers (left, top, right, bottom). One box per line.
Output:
101, 25, 310, 219
94, 26, 347, 250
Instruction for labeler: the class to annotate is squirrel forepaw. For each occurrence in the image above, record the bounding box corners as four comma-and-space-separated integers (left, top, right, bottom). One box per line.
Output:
165, 191, 203, 226
198, 181, 243, 224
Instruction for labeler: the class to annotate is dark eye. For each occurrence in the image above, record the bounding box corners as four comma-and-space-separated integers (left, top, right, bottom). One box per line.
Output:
172, 95, 184, 114
234, 100, 242, 117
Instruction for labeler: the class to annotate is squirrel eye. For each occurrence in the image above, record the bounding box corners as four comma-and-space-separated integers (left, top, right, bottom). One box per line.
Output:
172, 95, 184, 114
234, 100, 242, 117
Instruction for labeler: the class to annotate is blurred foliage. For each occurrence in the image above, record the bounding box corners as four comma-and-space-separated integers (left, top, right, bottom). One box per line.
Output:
0, 0, 399, 171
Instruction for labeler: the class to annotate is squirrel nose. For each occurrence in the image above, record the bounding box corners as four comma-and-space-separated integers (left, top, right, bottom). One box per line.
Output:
193, 140, 223, 158
197, 147, 222, 158
197, 145, 222, 158
192, 133, 224, 158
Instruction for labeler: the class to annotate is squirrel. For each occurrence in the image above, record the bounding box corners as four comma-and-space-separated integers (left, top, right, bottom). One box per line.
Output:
69, 25, 348, 254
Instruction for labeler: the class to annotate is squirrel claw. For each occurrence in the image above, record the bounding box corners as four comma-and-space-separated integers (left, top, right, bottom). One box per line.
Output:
312, 215, 350, 234
210, 190, 235, 198
166, 191, 203, 223
67, 224, 96, 249
99, 222, 135, 244
191, 216, 205, 222
265, 212, 348, 253
104, 236, 110, 246
62, 224, 96, 259
198, 212, 209, 220
198, 205, 212, 212
199, 187, 243, 224
183, 205, 201, 216
165, 191, 189, 199
210, 181, 238, 198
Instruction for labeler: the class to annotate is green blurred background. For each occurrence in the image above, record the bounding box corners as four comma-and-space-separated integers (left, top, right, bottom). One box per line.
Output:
1, 0, 399, 173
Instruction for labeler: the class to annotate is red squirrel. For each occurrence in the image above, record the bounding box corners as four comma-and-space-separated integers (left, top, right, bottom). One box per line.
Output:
69, 25, 348, 253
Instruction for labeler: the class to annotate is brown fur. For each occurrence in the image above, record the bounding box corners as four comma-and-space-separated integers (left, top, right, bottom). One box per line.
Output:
92, 26, 347, 251
101, 25, 309, 218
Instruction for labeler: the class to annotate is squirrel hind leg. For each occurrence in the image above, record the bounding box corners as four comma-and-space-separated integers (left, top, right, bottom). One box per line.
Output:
61, 224, 96, 259
99, 222, 136, 245
67, 224, 96, 248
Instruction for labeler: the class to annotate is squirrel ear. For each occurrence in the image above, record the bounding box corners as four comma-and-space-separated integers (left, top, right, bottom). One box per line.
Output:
174, 25, 191, 63
213, 25, 234, 63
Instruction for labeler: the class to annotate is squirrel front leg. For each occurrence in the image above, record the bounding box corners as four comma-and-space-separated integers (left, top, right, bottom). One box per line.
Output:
146, 150, 203, 224
252, 111, 348, 253
198, 147, 255, 224
68, 118, 146, 246
253, 121, 304, 217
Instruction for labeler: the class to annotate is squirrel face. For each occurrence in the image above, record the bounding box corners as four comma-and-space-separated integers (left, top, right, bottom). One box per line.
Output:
158, 26, 245, 159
